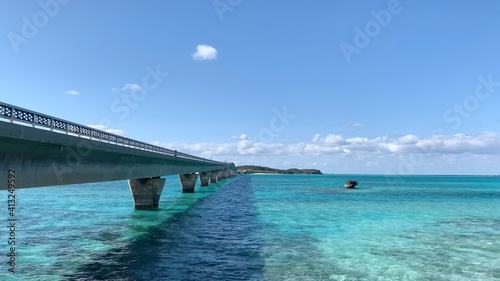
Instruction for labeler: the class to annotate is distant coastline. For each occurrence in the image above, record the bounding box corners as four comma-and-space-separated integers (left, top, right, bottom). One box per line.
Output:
237, 165, 322, 175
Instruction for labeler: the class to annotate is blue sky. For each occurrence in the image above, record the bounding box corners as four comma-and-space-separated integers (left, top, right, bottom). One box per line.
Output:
2, 0, 500, 174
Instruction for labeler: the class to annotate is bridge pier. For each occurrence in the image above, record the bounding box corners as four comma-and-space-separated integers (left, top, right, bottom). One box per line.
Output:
210, 171, 217, 183
128, 177, 166, 209
199, 172, 210, 186
179, 173, 198, 193
220, 170, 227, 180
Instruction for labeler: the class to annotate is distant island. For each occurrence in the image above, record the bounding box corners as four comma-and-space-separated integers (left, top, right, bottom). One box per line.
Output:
237, 165, 322, 175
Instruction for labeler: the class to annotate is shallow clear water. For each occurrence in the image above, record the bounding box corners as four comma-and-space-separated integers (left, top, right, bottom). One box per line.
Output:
1, 174, 499, 280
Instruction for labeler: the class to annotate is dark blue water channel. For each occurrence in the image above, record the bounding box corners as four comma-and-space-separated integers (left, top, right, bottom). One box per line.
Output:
65, 175, 264, 280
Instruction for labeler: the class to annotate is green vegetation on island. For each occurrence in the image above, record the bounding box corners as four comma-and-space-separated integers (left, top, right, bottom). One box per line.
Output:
237, 165, 322, 175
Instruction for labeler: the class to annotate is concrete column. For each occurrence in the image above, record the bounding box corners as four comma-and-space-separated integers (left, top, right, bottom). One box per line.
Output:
220, 170, 227, 180
199, 172, 209, 186
128, 177, 166, 209
210, 171, 217, 183
217, 171, 223, 181
179, 173, 198, 193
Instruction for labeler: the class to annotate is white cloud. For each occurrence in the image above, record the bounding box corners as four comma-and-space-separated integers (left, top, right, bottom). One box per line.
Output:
65, 90, 80, 95
155, 132, 500, 157
105, 129, 126, 135
122, 83, 141, 91
86, 124, 125, 136
153, 132, 500, 174
344, 122, 368, 128
111, 84, 141, 92
192, 44, 218, 61
324, 134, 346, 146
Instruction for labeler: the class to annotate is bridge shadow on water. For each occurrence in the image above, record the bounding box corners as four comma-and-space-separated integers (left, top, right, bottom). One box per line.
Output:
65, 176, 265, 281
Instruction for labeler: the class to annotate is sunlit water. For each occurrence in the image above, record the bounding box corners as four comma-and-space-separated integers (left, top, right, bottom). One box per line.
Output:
1, 174, 499, 280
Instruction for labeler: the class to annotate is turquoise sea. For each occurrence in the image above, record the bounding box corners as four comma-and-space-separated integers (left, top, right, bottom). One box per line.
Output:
1, 174, 499, 280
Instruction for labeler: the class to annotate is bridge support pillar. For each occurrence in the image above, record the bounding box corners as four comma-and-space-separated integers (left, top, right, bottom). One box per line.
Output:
199, 172, 209, 186
210, 171, 217, 183
220, 170, 227, 180
128, 177, 166, 209
179, 173, 198, 193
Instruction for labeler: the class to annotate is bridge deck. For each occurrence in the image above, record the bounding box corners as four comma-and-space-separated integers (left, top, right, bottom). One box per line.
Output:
0, 102, 235, 190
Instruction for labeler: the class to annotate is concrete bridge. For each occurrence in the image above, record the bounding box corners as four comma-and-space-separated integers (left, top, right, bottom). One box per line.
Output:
0, 102, 237, 209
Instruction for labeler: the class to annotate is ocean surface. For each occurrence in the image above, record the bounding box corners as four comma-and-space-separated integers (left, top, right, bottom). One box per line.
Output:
1, 174, 499, 280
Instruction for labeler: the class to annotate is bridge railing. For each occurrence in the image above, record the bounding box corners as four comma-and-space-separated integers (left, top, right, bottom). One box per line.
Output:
0, 101, 223, 165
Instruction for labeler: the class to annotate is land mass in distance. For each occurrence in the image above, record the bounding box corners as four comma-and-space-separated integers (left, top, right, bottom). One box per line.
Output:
237, 165, 322, 175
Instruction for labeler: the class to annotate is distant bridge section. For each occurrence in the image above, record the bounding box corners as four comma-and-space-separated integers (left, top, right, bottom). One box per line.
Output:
0, 102, 236, 209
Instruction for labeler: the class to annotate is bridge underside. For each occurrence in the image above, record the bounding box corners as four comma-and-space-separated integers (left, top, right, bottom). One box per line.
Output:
0, 122, 237, 208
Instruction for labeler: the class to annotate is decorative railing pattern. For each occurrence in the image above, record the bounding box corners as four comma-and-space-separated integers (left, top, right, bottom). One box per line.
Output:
0, 102, 221, 164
